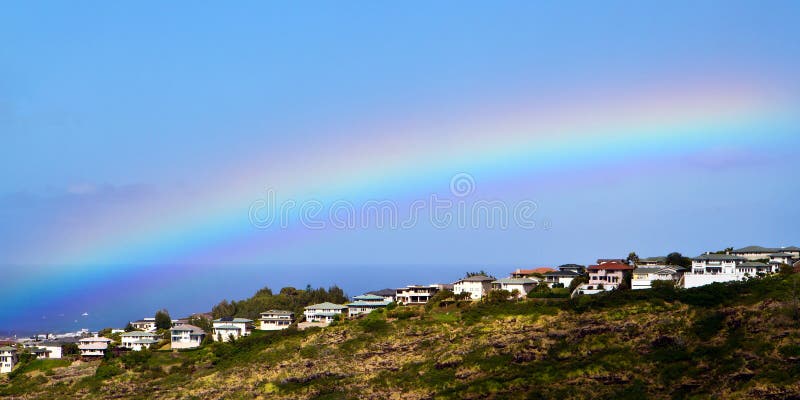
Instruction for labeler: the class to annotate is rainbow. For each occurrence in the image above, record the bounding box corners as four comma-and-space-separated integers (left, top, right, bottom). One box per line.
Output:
3, 79, 799, 327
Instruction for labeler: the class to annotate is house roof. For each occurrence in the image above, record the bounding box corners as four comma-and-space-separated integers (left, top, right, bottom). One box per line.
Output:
121, 331, 159, 337
783, 246, 800, 251
587, 262, 634, 271
305, 302, 347, 310
597, 259, 627, 264
213, 325, 242, 330
212, 317, 252, 323
0, 346, 16, 351
693, 253, 746, 261
347, 300, 392, 307
512, 267, 555, 275
79, 336, 112, 342
732, 246, 782, 253
353, 294, 386, 301
259, 310, 294, 316
769, 252, 793, 257
171, 324, 205, 334
455, 275, 495, 283
492, 277, 538, 284
738, 261, 769, 267
638, 256, 667, 262
78, 343, 108, 350
367, 288, 396, 297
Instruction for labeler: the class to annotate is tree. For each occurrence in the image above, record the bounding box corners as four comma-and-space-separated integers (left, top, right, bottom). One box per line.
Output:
188, 315, 213, 333
155, 309, 172, 330
465, 270, 494, 278
627, 252, 640, 265
454, 291, 472, 301
568, 275, 587, 293
666, 252, 691, 268
124, 322, 134, 332
484, 289, 511, 303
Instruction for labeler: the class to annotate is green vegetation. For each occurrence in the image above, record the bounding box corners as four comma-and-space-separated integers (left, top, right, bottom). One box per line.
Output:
211, 285, 347, 320
4, 274, 800, 399
155, 309, 172, 330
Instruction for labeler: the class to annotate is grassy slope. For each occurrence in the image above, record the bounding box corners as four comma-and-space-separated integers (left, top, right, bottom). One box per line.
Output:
3, 275, 800, 399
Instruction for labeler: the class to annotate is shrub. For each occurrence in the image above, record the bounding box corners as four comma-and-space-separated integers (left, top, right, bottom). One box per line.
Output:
95, 362, 123, 379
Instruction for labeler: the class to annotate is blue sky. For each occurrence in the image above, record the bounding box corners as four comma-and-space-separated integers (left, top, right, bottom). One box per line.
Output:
1, 1, 800, 269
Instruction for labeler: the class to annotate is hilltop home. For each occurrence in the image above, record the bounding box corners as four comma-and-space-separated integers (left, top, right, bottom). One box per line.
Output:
120, 331, 161, 351
736, 261, 771, 276
453, 275, 495, 300
557, 264, 586, 275
395, 284, 451, 305
631, 265, 686, 290
170, 324, 205, 349
491, 278, 538, 297
78, 336, 112, 358
130, 318, 157, 331
731, 246, 800, 261
212, 318, 252, 342
543, 270, 581, 288
303, 302, 347, 324
22, 341, 63, 359
587, 262, 633, 289
769, 253, 794, 269
347, 294, 392, 317
0, 346, 17, 373
683, 253, 747, 288
258, 310, 294, 331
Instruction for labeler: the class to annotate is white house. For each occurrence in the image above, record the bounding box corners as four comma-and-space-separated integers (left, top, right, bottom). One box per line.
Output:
130, 318, 157, 332
212, 318, 252, 342
78, 336, 112, 358
0, 346, 17, 373
303, 302, 347, 324
636, 256, 667, 266
542, 270, 581, 288
683, 253, 747, 288
258, 310, 294, 331
769, 253, 794, 270
453, 275, 495, 300
395, 284, 451, 305
22, 341, 64, 359
347, 294, 392, 317
574, 262, 634, 295
170, 324, 206, 349
631, 265, 686, 290
366, 289, 397, 302
491, 278, 538, 297
120, 331, 161, 351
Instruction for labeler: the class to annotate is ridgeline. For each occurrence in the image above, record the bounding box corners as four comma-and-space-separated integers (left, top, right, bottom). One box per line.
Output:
3, 274, 800, 399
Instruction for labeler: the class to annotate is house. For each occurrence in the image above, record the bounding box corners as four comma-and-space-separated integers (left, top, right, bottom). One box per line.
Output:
347, 294, 392, 317
586, 262, 634, 290
303, 302, 347, 324
170, 324, 206, 349
0, 346, 17, 373
596, 258, 627, 265
258, 310, 294, 331
130, 318, 157, 331
768, 253, 794, 270
637, 256, 667, 266
366, 288, 397, 302
731, 246, 800, 261
631, 265, 686, 290
22, 341, 64, 359
78, 336, 112, 358
120, 331, 161, 351
510, 267, 555, 278
453, 275, 495, 300
543, 270, 581, 288
212, 317, 252, 342
683, 253, 747, 288
736, 261, 771, 276
557, 264, 586, 275
395, 284, 451, 305
491, 278, 538, 297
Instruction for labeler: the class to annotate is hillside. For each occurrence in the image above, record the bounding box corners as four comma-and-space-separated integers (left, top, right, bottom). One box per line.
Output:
3, 274, 800, 399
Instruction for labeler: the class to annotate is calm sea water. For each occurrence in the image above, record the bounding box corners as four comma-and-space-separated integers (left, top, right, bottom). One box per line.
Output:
0, 264, 516, 337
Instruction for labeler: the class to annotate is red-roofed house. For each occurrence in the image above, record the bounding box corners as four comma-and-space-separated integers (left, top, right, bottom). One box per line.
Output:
510, 267, 554, 278
587, 262, 634, 289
